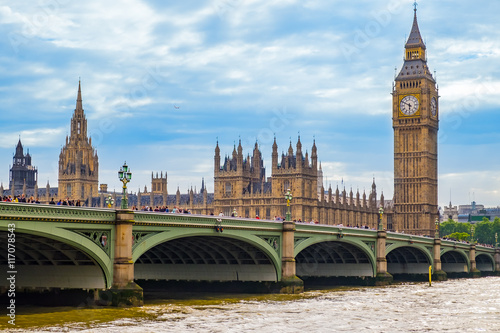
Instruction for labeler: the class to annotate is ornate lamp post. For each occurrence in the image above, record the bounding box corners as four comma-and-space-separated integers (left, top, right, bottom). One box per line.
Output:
495, 232, 498, 248
470, 225, 475, 244
378, 206, 384, 231
118, 162, 132, 210
435, 218, 440, 239
285, 189, 293, 222
105, 194, 114, 208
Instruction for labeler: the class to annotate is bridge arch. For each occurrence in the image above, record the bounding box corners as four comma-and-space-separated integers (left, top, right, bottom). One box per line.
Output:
0, 223, 112, 289
476, 253, 495, 272
440, 248, 470, 274
132, 228, 281, 282
294, 237, 376, 278
386, 244, 433, 275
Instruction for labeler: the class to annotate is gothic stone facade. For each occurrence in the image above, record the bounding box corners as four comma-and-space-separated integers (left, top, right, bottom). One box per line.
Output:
212, 138, 381, 228
58, 81, 99, 201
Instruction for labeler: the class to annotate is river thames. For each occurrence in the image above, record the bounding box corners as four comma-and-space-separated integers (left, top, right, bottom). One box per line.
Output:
3, 277, 500, 332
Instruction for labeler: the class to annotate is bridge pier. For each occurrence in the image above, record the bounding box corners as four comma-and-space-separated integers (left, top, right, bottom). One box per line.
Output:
495, 248, 500, 275
432, 238, 447, 281
280, 221, 303, 293
469, 244, 481, 278
375, 230, 392, 285
102, 210, 143, 306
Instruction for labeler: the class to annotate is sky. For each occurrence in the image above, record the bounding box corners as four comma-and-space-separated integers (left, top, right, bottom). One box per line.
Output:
0, 0, 499, 209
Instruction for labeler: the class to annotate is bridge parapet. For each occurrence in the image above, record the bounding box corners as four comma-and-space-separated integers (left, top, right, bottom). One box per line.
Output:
134, 212, 284, 231
0, 202, 115, 223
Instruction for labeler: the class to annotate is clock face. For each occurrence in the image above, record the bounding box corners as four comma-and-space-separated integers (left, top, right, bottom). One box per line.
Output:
431, 97, 437, 117
400, 95, 419, 116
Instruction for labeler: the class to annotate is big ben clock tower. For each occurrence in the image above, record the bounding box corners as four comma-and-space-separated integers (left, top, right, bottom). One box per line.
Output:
393, 5, 438, 236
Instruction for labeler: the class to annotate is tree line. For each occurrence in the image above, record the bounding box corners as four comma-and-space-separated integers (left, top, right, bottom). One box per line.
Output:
440, 217, 500, 244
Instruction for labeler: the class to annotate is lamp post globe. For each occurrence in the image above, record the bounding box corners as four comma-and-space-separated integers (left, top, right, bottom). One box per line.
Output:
118, 161, 132, 210
105, 194, 114, 208
285, 189, 293, 222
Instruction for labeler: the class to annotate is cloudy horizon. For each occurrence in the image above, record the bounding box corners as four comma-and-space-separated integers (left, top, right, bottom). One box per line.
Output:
1, 0, 500, 209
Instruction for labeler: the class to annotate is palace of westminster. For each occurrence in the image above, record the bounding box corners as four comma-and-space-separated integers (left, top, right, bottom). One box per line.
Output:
1, 8, 440, 236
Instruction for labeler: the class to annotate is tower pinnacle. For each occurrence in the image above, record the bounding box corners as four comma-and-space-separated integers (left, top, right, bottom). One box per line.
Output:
405, 3, 425, 49
76, 80, 83, 114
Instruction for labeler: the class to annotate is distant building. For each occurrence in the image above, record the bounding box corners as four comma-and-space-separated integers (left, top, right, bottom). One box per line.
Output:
444, 200, 500, 223
458, 201, 485, 215
9, 139, 38, 193
443, 201, 458, 221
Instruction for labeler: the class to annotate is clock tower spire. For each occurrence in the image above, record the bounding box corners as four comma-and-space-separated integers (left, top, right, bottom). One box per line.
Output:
392, 5, 439, 236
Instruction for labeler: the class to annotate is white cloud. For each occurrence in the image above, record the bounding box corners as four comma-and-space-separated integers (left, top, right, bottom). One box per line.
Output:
0, 128, 65, 148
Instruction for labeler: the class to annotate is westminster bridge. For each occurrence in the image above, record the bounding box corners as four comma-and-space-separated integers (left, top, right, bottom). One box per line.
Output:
1, 202, 499, 306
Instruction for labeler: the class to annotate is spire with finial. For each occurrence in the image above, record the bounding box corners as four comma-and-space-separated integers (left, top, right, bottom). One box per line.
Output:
405, 1, 425, 49
76, 79, 83, 113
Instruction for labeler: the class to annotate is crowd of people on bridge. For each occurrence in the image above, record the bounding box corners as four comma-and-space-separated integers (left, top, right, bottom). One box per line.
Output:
131, 205, 193, 214
1, 194, 39, 203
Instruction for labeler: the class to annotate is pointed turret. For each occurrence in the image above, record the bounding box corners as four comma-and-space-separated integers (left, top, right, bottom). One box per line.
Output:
215, 140, 221, 174
272, 137, 278, 171
137, 188, 142, 207
237, 139, 243, 156
76, 80, 83, 114
14, 138, 23, 160
189, 186, 194, 207
203, 183, 208, 205
176, 186, 181, 205
405, 5, 426, 50
296, 136, 302, 162
46, 180, 50, 202
237, 139, 243, 170
311, 139, 318, 171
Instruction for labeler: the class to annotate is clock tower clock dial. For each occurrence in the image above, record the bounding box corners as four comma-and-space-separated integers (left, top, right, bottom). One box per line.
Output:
431, 97, 437, 117
392, 5, 439, 236
399, 95, 419, 116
